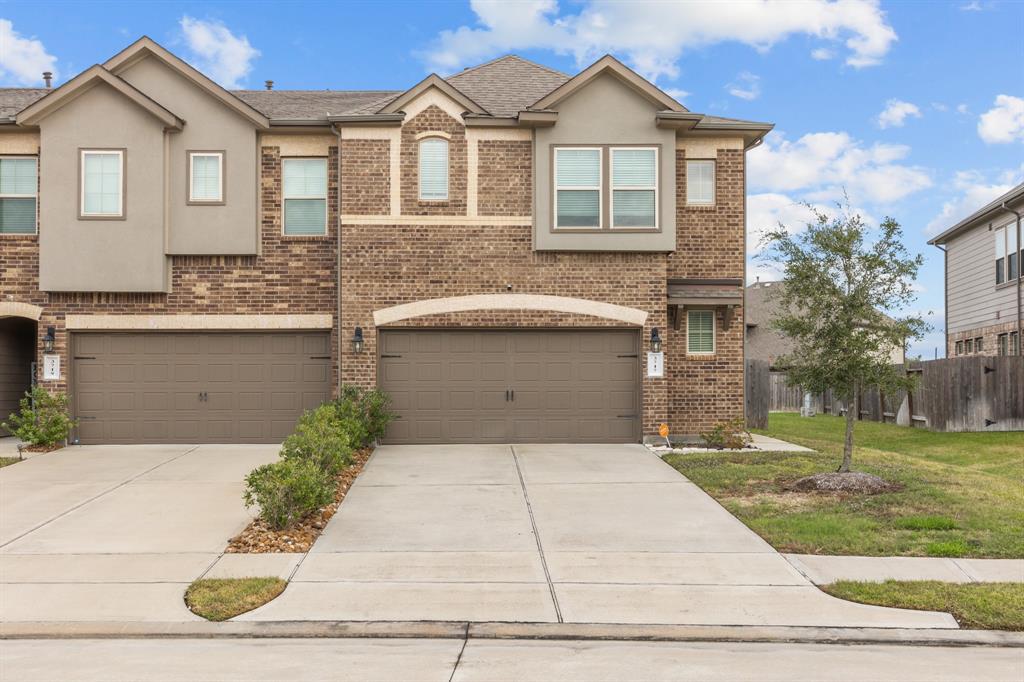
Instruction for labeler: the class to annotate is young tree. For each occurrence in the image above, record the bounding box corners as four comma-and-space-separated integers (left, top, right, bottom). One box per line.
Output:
761, 205, 928, 473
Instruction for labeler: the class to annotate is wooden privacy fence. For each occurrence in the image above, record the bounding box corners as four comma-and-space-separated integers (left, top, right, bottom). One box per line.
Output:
746, 357, 1024, 432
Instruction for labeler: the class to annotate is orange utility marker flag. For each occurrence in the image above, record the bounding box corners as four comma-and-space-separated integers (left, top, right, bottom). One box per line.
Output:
659, 423, 670, 448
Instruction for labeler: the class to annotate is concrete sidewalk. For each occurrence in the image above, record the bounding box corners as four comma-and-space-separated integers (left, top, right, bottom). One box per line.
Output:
240, 443, 957, 629
0, 444, 279, 622
787, 554, 1024, 584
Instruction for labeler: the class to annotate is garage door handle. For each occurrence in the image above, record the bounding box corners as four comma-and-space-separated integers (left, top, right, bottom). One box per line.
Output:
617, 354, 638, 358
617, 414, 637, 419
381, 354, 402, 358
74, 356, 97, 360
310, 355, 330, 360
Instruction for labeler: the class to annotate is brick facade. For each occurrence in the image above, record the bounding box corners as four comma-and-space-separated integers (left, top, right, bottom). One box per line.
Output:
400, 106, 468, 216
477, 140, 532, 216
948, 320, 1021, 357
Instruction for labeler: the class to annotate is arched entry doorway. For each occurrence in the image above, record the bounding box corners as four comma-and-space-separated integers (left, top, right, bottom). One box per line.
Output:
0, 316, 37, 436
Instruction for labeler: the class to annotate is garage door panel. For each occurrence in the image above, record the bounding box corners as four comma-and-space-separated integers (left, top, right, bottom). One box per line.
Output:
72, 332, 331, 444
380, 329, 639, 444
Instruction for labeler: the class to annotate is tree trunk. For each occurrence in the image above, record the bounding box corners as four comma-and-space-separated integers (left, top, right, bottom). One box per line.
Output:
839, 385, 857, 473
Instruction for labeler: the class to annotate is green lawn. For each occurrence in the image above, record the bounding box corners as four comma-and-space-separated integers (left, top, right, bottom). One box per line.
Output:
664, 413, 1024, 558
823, 581, 1024, 630
184, 577, 286, 621
0, 457, 21, 469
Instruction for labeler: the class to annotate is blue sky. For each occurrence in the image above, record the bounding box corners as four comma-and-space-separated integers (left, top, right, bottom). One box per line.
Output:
2, 1, 1022, 358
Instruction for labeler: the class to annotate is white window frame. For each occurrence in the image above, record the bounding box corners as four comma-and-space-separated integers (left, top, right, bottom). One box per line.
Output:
0, 155, 38, 235
687, 309, 716, 355
610, 146, 658, 230
281, 157, 328, 236
686, 159, 716, 206
553, 146, 602, 230
418, 137, 449, 201
80, 149, 124, 218
188, 151, 224, 203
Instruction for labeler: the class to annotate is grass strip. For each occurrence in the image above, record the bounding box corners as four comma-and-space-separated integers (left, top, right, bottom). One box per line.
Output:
185, 577, 287, 622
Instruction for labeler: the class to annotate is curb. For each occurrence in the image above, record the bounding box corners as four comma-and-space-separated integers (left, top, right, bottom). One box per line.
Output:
2, 621, 1022, 648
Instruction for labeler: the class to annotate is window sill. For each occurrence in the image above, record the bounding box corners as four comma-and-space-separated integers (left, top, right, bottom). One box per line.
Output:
996, 279, 1022, 291
0, 232, 38, 238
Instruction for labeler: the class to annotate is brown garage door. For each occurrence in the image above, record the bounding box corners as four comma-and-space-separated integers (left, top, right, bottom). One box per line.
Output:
72, 332, 332, 444
379, 329, 640, 444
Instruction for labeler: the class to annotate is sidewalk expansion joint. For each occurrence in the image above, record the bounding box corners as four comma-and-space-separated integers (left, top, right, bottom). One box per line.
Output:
510, 445, 563, 624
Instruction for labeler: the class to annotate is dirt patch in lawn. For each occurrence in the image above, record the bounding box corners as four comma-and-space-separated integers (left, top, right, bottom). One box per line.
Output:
225, 447, 372, 554
789, 471, 902, 494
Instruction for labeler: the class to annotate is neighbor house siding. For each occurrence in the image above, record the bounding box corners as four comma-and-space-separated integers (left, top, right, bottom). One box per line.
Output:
946, 220, 1018, 334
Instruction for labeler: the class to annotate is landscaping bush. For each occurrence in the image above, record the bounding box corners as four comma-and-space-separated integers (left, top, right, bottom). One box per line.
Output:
243, 459, 334, 530
700, 417, 752, 450
280, 404, 354, 476
331, 384, 394, 447
2, 387, 77, 447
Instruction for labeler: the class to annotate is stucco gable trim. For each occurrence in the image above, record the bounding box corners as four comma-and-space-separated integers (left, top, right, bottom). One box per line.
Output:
103, 36, 270, 129
65, 314, 332, 330
17, 65, 183, 129
373, 294, 648, 326
530, 55, 686, 113
379, 74, 488, 116
0, 302, 43, 321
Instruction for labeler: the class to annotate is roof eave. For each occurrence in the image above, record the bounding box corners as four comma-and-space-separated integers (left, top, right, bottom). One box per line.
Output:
531, 54, 687, 113
928, 183, 1024, 245
325, 113, 405, 125
379, 74, 488, 116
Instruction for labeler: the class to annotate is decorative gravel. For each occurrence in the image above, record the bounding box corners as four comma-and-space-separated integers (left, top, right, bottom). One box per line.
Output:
225, 448, 372, 554
789, 471, 902, 494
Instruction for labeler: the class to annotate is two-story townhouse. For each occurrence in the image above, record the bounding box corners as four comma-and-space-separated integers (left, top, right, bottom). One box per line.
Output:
928, 182, 1023, 358
0, 37, 771, 445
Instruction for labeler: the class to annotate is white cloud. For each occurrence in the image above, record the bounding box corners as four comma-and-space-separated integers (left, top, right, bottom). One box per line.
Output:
931, 102, 948, 112
179, 16, 259, 88
423, 0, 897, 81
810, 47, 834, 60
960, 1, 982, 10
726, 71, 761, 100
923, 165, 1024, 236
877, 99, 921, 128
0, 19, 57, 86
746, 193, 819, 256
665, 87, 690, 104
956, 103, 970, 114
977, 94, 1024, 144
748, 131, 932, 205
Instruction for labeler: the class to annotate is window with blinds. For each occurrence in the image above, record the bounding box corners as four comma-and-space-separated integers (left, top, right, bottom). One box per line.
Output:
687, 309, 715, 354
686, 159, 715, 205
555, 148, 601, 228
81, 150, 123, 217
189, 152, 223, 203
0, 157, 37, 234
283, 158, 327, 235
611, 148, 657, 228
419, 138, 449, 200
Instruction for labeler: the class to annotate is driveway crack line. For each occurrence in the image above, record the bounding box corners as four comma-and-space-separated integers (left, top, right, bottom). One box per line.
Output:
510, 445, 563, 624
0, 445, 201, 550
447, 622, 470, 682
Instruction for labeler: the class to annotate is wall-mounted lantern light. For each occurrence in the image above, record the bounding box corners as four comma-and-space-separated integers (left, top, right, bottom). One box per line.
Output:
351, 326, 365, 354
43, 326, 56, 353
650, 328, 662, 353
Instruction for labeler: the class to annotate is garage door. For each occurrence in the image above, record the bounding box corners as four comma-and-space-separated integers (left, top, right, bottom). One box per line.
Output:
72, 332, 332, 444
379, 329, 640, 444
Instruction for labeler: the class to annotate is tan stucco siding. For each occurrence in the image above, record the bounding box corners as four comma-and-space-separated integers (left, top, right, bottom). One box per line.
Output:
261, 134, 336, 157
120, 57, 259, 256
676, 136, 744, 157
38, 83, 168, 292
0, 131, 40, 154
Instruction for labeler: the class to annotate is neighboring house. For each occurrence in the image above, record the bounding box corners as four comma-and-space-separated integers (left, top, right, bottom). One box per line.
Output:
928, 183, 1023, 358
745, 280, 905, 368
0, 37, 771, 445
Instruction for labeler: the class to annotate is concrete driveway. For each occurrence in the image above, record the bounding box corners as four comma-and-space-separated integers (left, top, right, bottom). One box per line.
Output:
242, 444, 956, 628
0, 444, 278, 622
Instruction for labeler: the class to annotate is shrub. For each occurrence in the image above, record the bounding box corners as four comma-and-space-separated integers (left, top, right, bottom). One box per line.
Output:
280, 404, 353, 476
243, 459, 334, 530
330, 385, 394, 447
361, 388, 394, 444
2, 387, 77, 447
700, 417, 752, 450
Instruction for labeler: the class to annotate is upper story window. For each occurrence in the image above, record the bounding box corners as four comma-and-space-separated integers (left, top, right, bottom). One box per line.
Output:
686, 160, 715, 205
0, 157, 37, 234
282, 158, 327, 236
994, 223, 1019, 285
81, 150, 124, 219
687, 309, 715, 354
189, 151, 224, 204
611, 148, 657, 229
555, 148, 601, 229
418, 137, 449, 201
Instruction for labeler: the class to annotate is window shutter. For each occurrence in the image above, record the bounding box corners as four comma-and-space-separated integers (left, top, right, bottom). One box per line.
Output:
191, 154, 221, 201
419, 138, 449, 200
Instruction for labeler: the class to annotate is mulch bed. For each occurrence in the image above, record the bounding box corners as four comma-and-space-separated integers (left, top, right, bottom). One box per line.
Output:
21, 443, 64, 453
788, 471, 903, 494
225, 447, 373, 554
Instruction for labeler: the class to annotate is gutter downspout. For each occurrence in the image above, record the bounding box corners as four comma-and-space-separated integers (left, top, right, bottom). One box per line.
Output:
332, 121, 343, 394
1002, 202, 1023, 355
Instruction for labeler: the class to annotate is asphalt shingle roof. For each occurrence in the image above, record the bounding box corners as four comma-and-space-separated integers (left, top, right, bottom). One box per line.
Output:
446, 55, 569, 117
231, 89, 400, 120
0, 88, 47, 118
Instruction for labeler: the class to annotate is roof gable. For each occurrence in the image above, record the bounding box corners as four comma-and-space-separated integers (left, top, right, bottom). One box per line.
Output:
103, 36, 269, 128
16, 65, 182, 128
378, 74, 487, 116
446, 55, 569, 118
531, 55, 685, 113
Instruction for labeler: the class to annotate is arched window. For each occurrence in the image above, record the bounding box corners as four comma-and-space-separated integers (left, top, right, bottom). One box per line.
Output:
418, 137, 449, 200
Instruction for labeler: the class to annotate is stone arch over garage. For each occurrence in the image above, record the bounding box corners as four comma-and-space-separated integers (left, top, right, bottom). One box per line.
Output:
372, 294, 649, 327
0, 301, 42, 321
